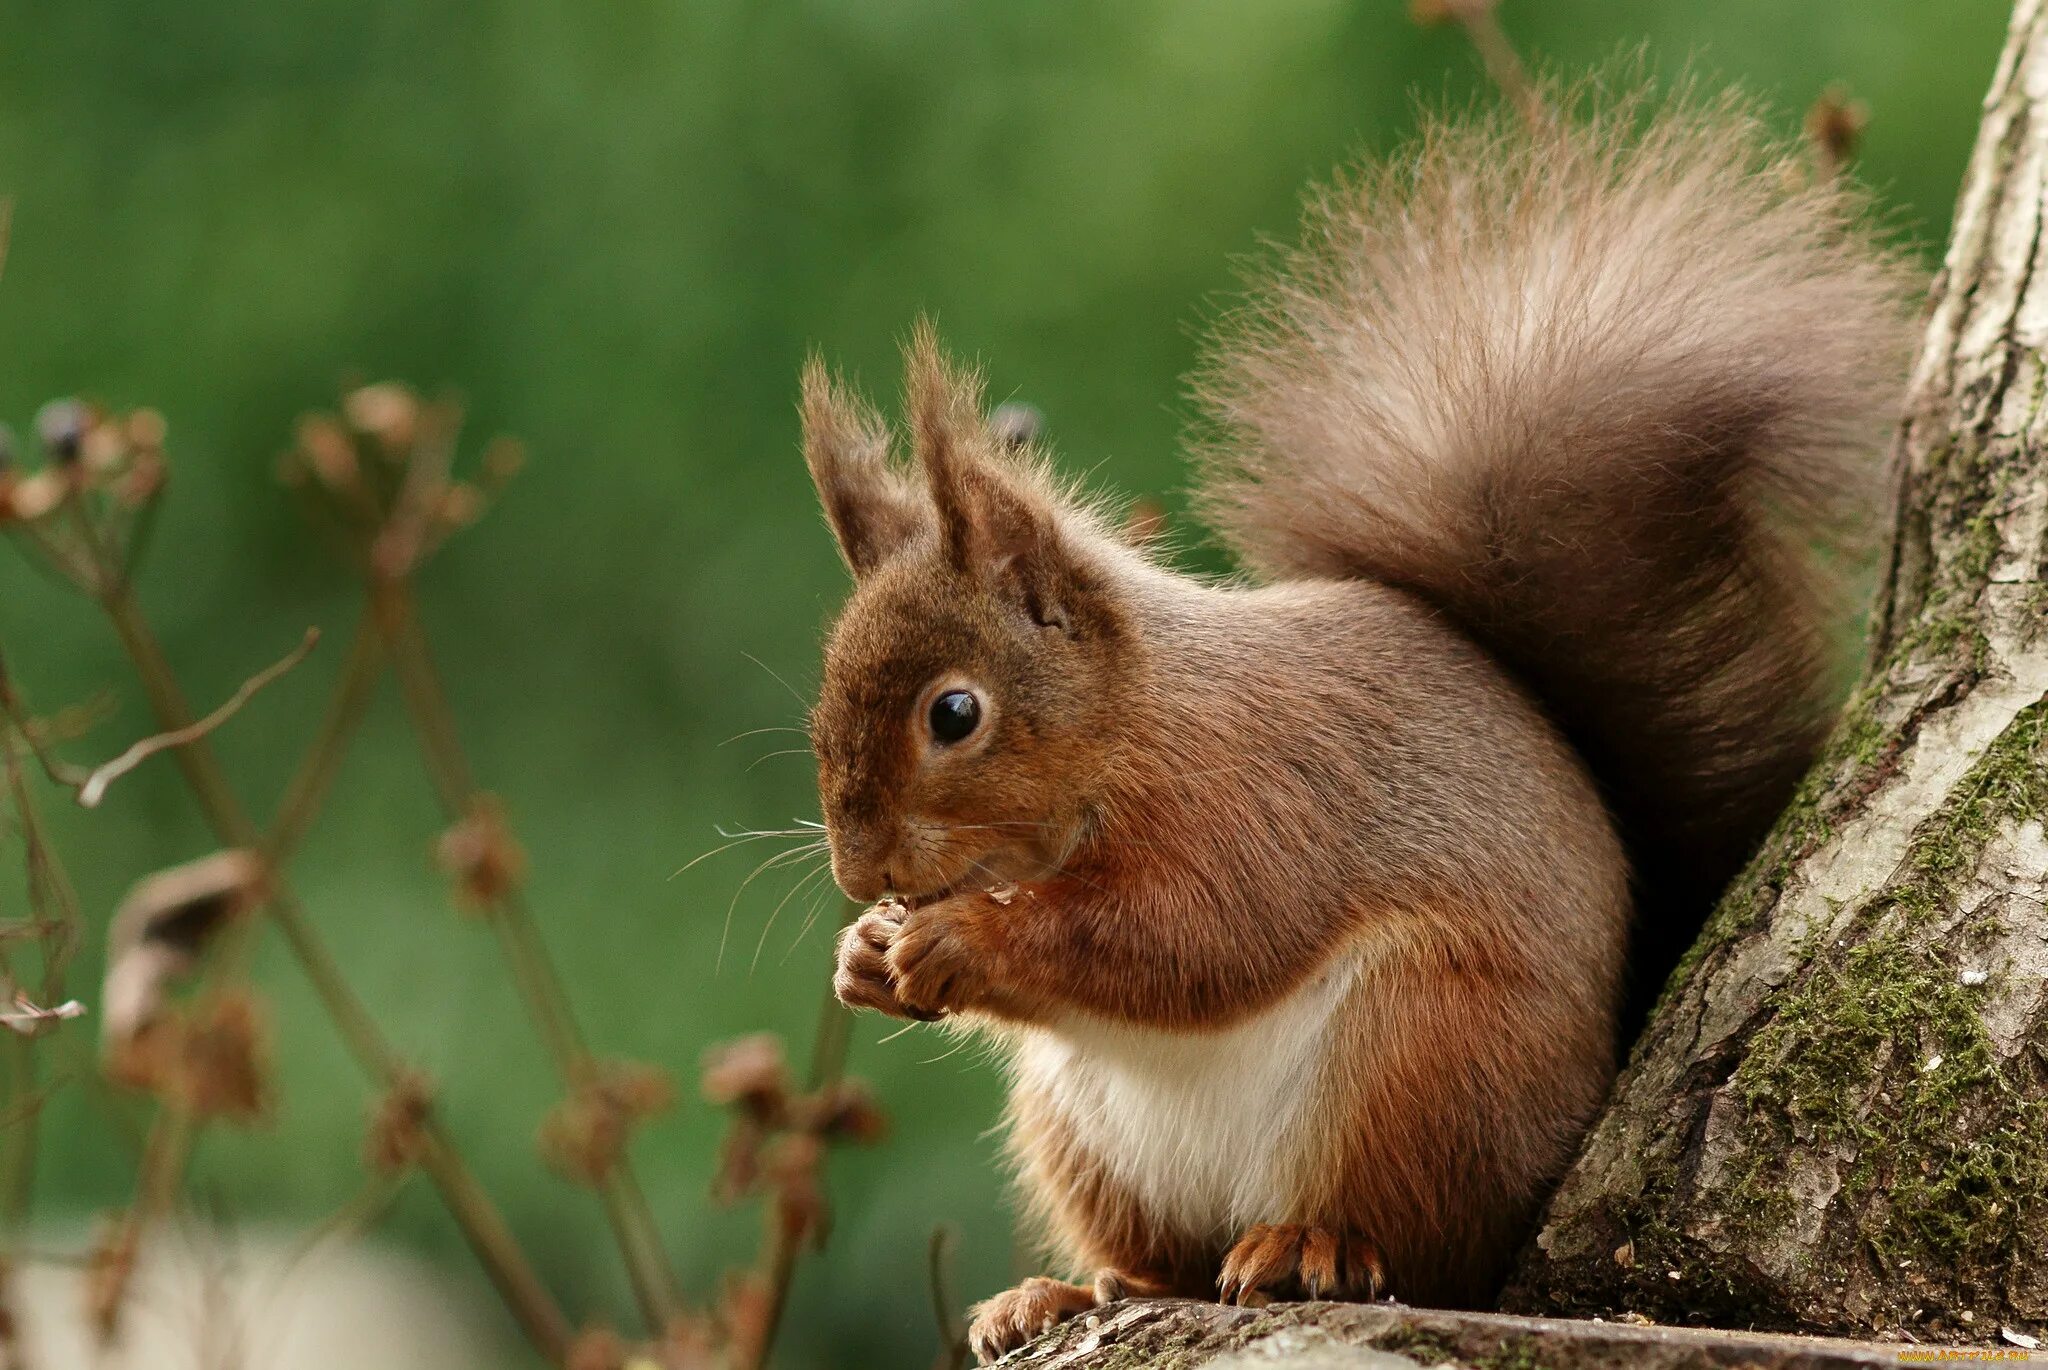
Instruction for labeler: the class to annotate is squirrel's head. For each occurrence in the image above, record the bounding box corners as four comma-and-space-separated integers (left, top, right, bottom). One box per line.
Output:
801, 324, 1131, 904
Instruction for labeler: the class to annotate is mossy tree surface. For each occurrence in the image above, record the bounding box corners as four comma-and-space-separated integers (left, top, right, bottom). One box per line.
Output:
1506, 0, 2048, 1339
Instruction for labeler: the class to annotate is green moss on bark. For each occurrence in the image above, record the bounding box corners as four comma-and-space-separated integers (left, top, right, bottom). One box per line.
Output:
1722, 701, 2048, 1293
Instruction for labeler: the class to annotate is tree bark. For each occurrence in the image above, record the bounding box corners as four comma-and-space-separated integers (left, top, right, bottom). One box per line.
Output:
1505, 0, 2048, 1340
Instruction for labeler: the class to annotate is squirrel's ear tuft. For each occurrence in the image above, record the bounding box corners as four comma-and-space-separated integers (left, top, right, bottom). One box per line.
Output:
905, 321, 1075, 632
800, 355, 924, 578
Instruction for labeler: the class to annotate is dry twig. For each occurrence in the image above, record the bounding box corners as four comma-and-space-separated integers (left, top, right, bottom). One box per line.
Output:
75, 629, 319, 808
1412, 0, 1543, 125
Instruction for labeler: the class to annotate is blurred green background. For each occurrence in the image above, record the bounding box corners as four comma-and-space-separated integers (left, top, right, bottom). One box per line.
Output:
0, 1, 2011, 1365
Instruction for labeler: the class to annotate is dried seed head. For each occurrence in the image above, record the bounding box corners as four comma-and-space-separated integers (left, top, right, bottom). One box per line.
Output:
105, 990, 271, 1121
104, 1017, 173, 1095
1805, 84, 1870, 175
1, 469, 67, 523
436, 482, 484, 530
808, 1078, 889, 1145
604, 1058, 679, 1119
434, 796, 526, 910
538, 1093, 620, 1186
115, 450, 166, 508
81, 420, 126, 475
699, 1032, 789, 1124
343, 382, 421, 455
124, 409, 167, 452
538, 1060, 677, 1186
364, 1071, 435, 1174
709, 1116, 766, 1204
35, 399, 89, 466
293, 414, 362, 493
566, 1326, 628, 1370
177, 991, 271, 1122
102, 850, 264, 1054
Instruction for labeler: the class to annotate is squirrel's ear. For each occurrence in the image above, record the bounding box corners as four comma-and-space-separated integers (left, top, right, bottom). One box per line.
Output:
906, 322, 1075, 632
800, 356, 924, 578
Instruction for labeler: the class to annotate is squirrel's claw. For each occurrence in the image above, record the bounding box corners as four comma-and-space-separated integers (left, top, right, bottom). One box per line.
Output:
1218, 1224, 1384, 1305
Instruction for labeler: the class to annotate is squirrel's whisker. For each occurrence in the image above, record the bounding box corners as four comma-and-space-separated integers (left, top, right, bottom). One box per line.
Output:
717, 724, 811, 747
751, 854, 835, 972
739, 650, 811, 711
744, 747, 815, 773
875, 1020, 922, 1046
671, 825, 825, 880
718, 839, 830, 972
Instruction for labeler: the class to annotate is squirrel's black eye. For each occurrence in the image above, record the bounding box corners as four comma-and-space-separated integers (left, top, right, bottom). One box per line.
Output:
928, 690, 981, 744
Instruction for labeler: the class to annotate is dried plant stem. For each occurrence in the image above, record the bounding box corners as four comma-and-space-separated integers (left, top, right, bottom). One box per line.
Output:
0, 1041, 37, 1250
927, 1225, 970, 1370
75, 627, 320, 809
93, 614, 384, 1330
94, 587, 249, 840
0, 1035, 34, 1229
93, 1099, 197, 1337
264, 619, 385, 865
367, 580, 682, 1329
0, 720, 85, 1007
1444, 0, 1541, 126
82, 576, 573, 1362
739, 924, 857, 1370
0, 719, 84, 1233
2, 686, 87, 1370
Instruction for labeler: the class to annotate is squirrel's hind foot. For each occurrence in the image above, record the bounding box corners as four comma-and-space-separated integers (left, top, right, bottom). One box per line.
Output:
1218, 1224, 1385, 1305
967, 1269, 1167, 1364
967, 1276, 1096, 1364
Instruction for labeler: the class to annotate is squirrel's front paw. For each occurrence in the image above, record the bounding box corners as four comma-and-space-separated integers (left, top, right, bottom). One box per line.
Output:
885, 897, 994, 1019
833, 901, 938, 1022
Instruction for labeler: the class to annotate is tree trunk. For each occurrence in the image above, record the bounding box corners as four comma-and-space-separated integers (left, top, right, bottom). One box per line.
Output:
1504, 0, 2048, 1340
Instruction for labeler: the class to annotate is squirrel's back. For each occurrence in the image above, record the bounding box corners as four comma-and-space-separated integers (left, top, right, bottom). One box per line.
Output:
1195, 87, 1918, 1025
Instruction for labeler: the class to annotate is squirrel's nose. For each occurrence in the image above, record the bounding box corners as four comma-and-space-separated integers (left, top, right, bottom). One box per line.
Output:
826, 808, 912, 902
828, 835, 889, 903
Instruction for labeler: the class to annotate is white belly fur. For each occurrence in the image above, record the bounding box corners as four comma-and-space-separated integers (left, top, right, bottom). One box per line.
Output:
1008, 953, 1363, 1243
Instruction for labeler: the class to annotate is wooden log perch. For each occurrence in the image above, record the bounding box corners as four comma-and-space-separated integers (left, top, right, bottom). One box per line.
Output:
993, 1299, 1930, 1368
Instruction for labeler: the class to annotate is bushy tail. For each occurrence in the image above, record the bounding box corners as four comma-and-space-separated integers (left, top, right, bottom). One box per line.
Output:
1195, 85, 1918, 1022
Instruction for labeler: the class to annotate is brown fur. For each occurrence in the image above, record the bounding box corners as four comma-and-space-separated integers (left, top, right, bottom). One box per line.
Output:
1194, 85, 1919, 1028
797, 88, 1915, 1363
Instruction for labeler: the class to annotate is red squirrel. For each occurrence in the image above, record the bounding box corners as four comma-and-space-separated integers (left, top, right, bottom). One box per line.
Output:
797, 88, 1915, 1362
